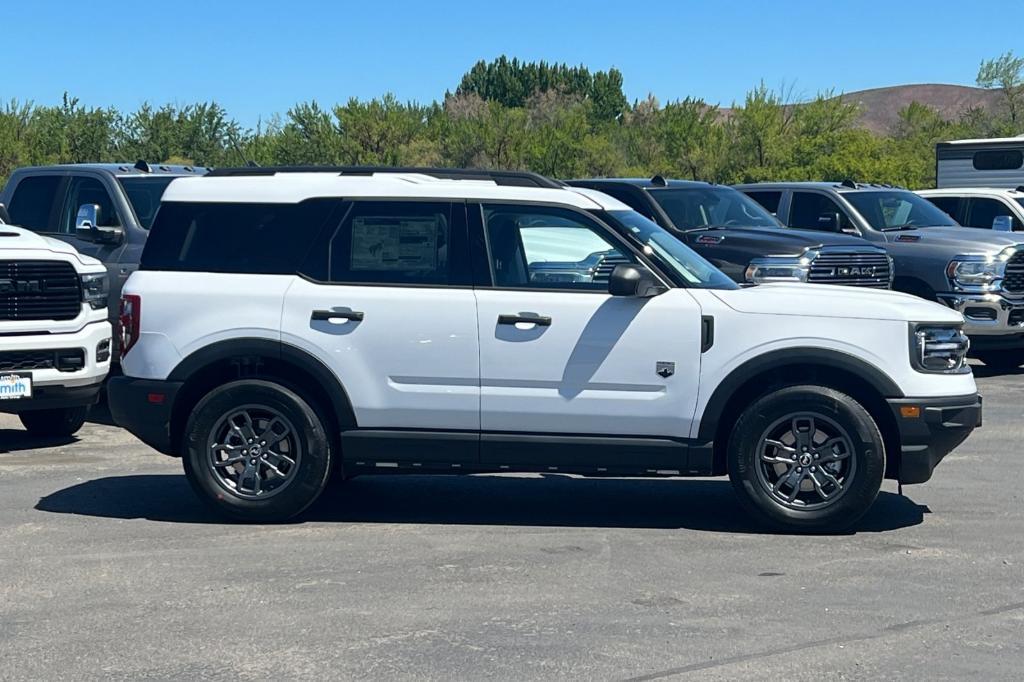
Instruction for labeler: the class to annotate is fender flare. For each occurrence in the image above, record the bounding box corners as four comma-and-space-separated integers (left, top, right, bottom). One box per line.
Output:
696, 347, 904, 442
167, 338, 358, 430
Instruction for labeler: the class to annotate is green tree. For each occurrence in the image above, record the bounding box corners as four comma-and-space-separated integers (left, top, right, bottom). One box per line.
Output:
977, 50, 1024, 130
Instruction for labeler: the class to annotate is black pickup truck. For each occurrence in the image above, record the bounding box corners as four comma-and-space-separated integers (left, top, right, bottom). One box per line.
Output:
567, 177, 893, 288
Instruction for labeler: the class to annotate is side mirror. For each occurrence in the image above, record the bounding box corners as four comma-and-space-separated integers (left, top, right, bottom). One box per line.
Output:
0, 203, 9, 224
992, 215, 1014, 232
75, 204, 123, 244
816, 212, 842, 232
608, 264, 666, 298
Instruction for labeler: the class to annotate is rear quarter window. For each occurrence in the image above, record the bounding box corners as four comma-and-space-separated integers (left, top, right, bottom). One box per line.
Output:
141, 200, 343, 273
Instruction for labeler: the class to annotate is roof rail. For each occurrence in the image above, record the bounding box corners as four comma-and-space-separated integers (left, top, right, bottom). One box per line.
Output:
203, 165, 563, 189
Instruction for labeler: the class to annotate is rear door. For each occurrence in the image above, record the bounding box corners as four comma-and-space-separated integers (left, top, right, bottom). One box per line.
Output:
470, 202, 703, 470
282, 200, 481, 465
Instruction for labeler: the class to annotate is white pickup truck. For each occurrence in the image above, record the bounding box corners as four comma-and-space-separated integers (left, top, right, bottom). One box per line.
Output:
0, 217, 112, 435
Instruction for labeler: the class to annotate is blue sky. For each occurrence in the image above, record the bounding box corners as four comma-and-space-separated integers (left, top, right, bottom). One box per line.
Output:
5, 0, 1021, 127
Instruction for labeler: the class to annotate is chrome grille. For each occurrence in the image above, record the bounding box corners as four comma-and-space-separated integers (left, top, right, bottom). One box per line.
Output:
0, 261, 81, 321
807, 250, 892, 288
1003, 250, 1024, 294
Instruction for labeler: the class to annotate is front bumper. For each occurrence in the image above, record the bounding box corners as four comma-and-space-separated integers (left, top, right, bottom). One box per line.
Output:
0, 321, 112, 414
938, 293, 1024, 340
887, 393, 982, 484
107, 376, 182, 455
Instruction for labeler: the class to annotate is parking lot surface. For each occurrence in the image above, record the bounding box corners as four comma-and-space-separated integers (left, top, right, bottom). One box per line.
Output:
1, 365, 1022, 680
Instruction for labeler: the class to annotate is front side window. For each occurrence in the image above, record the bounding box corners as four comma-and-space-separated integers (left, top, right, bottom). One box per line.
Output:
966, 198, 1018, 230
843, 191, 958, 230
62, 177, 121, 234
649, 187, 778, 229
483, 205, 636, 290
743, 190, 783, 215
118, 177, 177, 229
142, 200, 340, 273
789, 192, 854, 232
8, 176, 62, 232
924, 195, 961, 220
325, 202, 462, 286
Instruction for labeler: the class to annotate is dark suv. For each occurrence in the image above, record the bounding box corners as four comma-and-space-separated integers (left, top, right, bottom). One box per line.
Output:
0, 162, 207, 353
567, 178, 893, 288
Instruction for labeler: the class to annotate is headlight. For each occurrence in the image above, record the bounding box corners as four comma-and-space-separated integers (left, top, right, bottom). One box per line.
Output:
81, 273, 108, 310
947, 248, 1016, 292
745, 252, 815, 284
910, 324, 970, 374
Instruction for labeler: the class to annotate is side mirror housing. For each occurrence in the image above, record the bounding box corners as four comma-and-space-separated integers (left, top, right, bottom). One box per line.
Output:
608, 264, 666, 298
816, 212, 842, 232
992, 215, 1014, 232
75, 204, 124, 244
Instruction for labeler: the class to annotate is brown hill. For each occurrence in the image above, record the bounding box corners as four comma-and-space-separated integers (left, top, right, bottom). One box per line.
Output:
838, 84, 1003, 133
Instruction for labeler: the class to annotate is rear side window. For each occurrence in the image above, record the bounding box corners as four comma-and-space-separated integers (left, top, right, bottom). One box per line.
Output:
142, 200, 341, 273
924, 196, 961, 220
8, 176, 62, 231
743, 190, 782, 215
973, 150, 1023, 171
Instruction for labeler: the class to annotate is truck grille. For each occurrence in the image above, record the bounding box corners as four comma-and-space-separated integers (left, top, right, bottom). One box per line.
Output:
0, 261, 82, 321
807, 250, 892, 288
0, 348, 84, 372
1003, 250, 1024, 295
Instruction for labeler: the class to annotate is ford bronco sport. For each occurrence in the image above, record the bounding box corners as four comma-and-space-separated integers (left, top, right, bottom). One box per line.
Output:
108, 168, 981, 531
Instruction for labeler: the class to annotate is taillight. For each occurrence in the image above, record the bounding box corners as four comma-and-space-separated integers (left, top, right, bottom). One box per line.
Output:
119, 294, 141, 359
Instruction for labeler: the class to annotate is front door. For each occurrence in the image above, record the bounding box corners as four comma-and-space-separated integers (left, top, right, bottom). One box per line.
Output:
282, 200, 481, 464
471, 203, 704, 469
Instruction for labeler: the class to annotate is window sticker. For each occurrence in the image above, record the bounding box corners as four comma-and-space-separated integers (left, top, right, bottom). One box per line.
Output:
350, 217, 440, 271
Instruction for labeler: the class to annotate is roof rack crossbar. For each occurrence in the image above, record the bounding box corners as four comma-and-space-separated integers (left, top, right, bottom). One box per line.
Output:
203, 165, 563, 189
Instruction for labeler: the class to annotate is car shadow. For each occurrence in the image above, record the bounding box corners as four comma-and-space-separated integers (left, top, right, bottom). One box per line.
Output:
969, 363, 1024, 379
35, 473, 928, 535
0, 429, 77, 453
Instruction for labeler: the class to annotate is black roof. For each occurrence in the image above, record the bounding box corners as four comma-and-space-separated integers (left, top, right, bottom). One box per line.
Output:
204, 166, 563, 189
569, 176, 714, 190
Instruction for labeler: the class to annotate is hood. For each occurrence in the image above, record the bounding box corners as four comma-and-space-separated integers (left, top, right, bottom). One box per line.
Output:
704, 225, 882, 254
884, 226, 1024, 255
0, 224, 100, 267
711, 282, 964, 324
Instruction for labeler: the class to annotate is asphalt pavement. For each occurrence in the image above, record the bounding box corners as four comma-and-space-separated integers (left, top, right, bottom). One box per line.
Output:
1, 364, 1022, 680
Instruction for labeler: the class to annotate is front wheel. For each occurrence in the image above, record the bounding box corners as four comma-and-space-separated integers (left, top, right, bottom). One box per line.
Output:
183, 380, 333, 522
19, 406, 90, 437
728, 385, 885, 532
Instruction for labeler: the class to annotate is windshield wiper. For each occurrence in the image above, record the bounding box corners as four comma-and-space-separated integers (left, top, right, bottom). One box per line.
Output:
682, 225, 733, 233
881, 223, 920, 232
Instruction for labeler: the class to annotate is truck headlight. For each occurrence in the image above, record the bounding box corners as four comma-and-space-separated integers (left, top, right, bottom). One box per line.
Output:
745, 253, 814, 284
910, 324, 970, 374
947, 248, 1016, 292
81, 273, 108, 310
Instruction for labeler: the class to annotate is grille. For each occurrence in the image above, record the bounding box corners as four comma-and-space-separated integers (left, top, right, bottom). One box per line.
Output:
1003, 250, 1024, 295
592, 253, 632, 283
0, 261, 82, 321
807, 250, 892, 288
0, 349, 83, 372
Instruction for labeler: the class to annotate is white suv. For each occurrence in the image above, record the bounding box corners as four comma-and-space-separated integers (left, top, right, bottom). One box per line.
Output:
108, 168, 982, 531
918, 186, 1024, 232
0, 221, 111, 435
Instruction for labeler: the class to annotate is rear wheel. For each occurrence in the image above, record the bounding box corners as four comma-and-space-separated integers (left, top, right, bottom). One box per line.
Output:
975, 350, 1022, 371
183, 380, 332, 522
19, 406, 89, 437
728, 385, 885, 532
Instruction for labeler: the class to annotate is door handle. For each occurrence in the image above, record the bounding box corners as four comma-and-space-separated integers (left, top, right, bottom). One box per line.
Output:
311, 309, 364, 322
498, 313, 551, 327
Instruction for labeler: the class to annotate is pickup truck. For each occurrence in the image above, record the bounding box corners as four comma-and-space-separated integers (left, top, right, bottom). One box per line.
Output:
0, 162, 206, 356
737, 181, 1024, 370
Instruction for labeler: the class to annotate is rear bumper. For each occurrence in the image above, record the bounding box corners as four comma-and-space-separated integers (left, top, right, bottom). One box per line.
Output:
887, 393, 982, 484
107, 376, 182, 455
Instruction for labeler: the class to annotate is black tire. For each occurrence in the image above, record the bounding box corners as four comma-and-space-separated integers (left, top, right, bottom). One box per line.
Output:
19, 406, 89, 437
727, 385, 885, 532
975, 350, 1022, 371
183, 379, 332, 522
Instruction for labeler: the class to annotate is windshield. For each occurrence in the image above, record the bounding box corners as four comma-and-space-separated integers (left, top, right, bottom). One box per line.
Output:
843, 190, 958, 230
601, 210, 739, 289
117, 177, 177, 229
648, 187, 779, 229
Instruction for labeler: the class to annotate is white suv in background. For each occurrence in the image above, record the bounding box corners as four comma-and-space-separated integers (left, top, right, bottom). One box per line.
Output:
0, 219, 111, 435
108, 168, 982, 531
918, 186, 1024, 232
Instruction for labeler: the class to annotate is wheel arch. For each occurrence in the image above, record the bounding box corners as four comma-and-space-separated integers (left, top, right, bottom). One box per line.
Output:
166, 338, 356, 455
697, 348, 904, 478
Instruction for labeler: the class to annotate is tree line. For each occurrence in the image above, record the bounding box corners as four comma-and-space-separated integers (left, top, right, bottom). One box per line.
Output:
1, 52, 1021, 188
